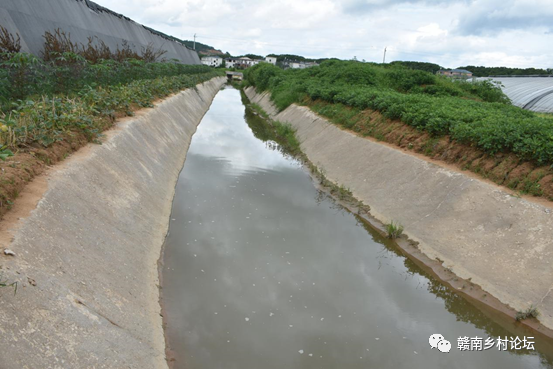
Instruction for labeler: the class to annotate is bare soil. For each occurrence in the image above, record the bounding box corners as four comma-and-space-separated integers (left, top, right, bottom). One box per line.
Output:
0, 131, 90, 220
0, 93, 176, 225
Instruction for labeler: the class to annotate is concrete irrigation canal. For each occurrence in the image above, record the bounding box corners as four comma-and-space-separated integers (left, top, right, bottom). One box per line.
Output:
161, 86, 553, 369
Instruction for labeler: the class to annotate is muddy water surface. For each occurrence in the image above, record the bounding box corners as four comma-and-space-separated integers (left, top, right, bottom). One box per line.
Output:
162, 87, 553, 369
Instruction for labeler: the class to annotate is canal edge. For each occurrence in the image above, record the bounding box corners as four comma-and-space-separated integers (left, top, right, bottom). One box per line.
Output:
156, 78, 228, 368
241, 86, 553, 341
0, 77, 226, 368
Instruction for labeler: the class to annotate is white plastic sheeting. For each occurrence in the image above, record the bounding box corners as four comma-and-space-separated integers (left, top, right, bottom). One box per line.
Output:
480, 77, 553, 113
0, 0, 200, 64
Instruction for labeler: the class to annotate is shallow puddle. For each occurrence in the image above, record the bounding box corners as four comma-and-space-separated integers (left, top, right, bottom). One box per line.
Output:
161, 87, 553, 369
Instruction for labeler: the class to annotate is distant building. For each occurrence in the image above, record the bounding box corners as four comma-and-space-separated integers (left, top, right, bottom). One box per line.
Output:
225, 57, 263, 69
284, 60, 318, 69
437, 69, 473, 78
201, 56, 223, 67
303, 62, 318, 68
265, 56, 277, 65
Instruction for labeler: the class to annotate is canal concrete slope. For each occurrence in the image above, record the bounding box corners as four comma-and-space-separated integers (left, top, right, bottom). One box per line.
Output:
245, 87, 553, 331
0, 77, 226, 368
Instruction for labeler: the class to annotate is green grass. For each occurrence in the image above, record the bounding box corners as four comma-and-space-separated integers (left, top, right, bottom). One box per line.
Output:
536, 113, 553, 120
245, 100, 301, 156
244, 61, 553, 166
273, 121, 300, 153
245, 98, 370, 213
0, 70, 222, 149
515, 305, 540, 321
386, 221, 404, 239
0, 52, 216, 107
250, 103, 270, 119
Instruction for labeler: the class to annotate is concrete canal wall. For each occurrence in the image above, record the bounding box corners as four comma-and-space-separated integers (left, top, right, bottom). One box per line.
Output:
0, 0, 200, 64
0, 77, 226, 368
245, 87, 553, 331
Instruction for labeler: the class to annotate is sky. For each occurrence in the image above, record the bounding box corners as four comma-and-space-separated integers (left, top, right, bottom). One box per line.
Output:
95, 0, 553, 69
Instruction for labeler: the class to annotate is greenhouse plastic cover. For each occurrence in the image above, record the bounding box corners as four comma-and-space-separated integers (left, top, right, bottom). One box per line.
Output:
480, 77, 553, 113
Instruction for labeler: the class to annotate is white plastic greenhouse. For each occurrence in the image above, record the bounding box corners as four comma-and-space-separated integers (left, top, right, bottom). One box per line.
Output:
479, 77, 553, 113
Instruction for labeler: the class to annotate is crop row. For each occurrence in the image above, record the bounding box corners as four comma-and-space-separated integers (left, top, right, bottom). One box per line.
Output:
244, 61, 553, 165
0, 71, 222, 149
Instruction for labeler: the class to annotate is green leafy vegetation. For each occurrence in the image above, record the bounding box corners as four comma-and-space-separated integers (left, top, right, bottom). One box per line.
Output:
244, 60, 553, 166
266, 54, 331, 64
0, 26, 223, 222
0, 70, 220, 148
0, 147, 13, 161
272, 121, 300, 154
250, 103, 270, 119
0, 28, 212, 104
244, 97, 371, 214
0, 27, 222, 149
180, 40, 226, 56
458, 65, 551, 77
389, 61, 443, 74
386, 221, 404, 239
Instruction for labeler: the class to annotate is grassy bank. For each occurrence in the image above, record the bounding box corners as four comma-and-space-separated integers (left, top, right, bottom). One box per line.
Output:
0, 27, 224, 220
1, 70, 221, 147
243, 61, 553, 200
244, 61, 553, 166
0, 70, 222, 219
306, 99, 553, 199
242, 91, 370, 212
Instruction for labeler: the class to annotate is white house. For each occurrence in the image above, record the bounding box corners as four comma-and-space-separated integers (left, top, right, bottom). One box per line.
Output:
288, 61, 319, 69
201, 56, 223, 67
265, 56, 277, 65
225, 57, 263, 69
285, 60, 318, 69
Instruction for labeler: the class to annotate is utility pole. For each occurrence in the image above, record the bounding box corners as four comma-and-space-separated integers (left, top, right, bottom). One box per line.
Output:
383, 47, 387, 64
193, 33, 197, 50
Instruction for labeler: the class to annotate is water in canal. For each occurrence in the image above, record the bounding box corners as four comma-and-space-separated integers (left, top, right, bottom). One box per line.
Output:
162, 86, 553, 369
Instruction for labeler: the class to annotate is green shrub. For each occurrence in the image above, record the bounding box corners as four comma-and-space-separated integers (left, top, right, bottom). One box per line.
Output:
245, 60, 553, 165
0, 71, 221, 148
273, 121, 300, 153
0, 52, 214, 106
386, 221, 404, 239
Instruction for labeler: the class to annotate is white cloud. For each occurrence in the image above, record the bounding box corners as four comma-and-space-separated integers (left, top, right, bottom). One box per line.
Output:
96, 0, 553, 68
456, 0, 553, 35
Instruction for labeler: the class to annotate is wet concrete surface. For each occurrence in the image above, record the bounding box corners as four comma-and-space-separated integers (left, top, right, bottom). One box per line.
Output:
162, 87, 553, 369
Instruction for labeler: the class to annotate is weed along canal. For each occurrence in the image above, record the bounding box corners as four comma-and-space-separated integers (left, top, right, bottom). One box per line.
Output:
161, 87, 553, 369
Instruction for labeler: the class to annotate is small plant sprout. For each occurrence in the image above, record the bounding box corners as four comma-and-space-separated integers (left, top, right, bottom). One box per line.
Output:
515, 305, 540, 321
386, 221, 404, 239
0, 273, 18, 295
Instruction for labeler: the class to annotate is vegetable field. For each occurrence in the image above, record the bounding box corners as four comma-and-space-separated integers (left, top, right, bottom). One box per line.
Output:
244, 61, 553, 166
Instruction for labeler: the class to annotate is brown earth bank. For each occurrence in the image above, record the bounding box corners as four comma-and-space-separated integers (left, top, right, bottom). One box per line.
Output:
304, 99, 553, 202
0, 101, 168, 223
0, 131, 88, 220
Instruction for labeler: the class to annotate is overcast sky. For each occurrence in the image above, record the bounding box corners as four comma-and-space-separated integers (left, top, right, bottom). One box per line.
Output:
96, 0, 553, 69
